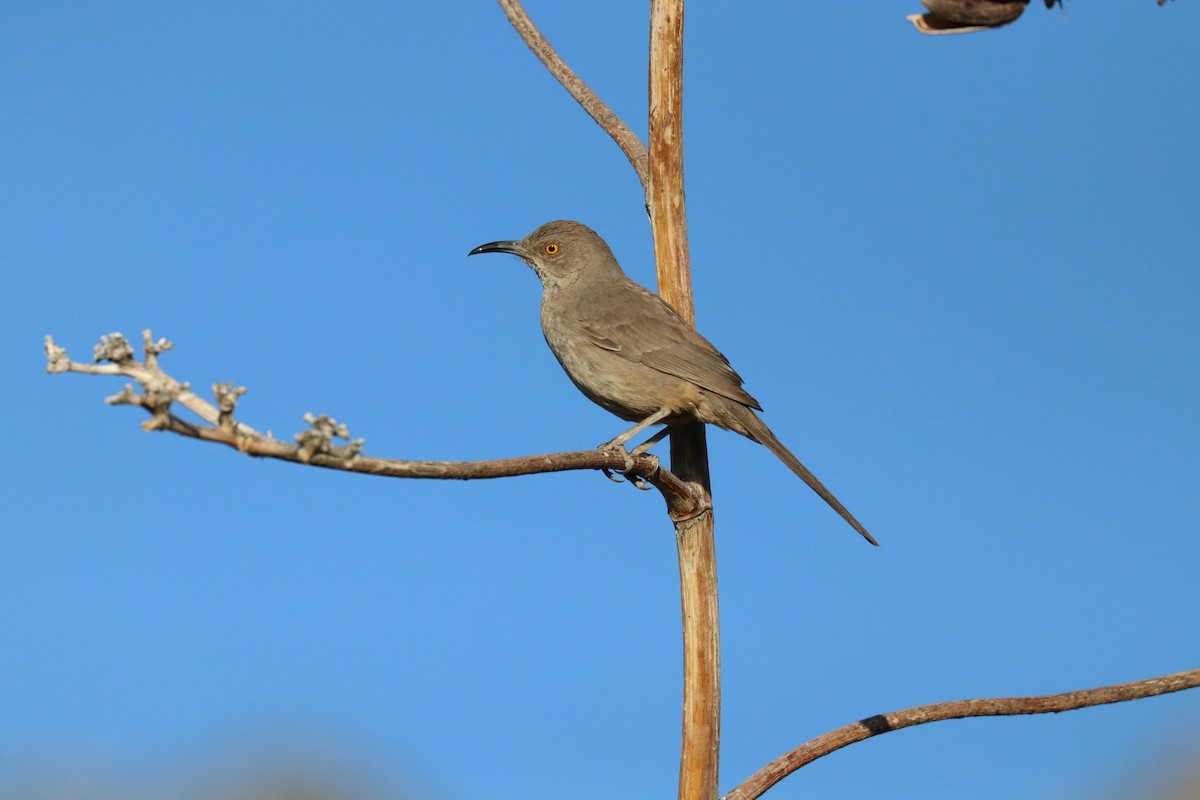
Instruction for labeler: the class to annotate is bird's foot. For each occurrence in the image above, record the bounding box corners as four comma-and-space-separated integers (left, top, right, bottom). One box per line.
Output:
598, 444, 655, 491
598, 443, 635, 483
597, 433, 631, 452
626, 456, 657, 491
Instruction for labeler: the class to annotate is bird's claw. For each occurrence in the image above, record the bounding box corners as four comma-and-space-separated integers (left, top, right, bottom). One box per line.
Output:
599, 443, 634, 484
628, 472, 653, 491
598, 446, 655, 490
602, 466, 626, 484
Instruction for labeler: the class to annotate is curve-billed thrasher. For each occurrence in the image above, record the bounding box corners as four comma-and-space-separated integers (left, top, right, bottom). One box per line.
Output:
469, 220, 876, 545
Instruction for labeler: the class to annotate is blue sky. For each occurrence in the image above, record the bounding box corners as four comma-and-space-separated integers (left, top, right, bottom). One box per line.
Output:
2, 2, 1198, 799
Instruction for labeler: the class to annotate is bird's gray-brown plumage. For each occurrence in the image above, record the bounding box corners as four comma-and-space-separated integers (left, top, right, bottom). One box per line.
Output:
469, 220, 876, 545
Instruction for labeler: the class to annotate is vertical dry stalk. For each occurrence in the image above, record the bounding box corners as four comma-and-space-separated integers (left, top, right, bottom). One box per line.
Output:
647, 3, 721, 800
496, 1, 720, 795
671, 500, 721, 800
647, 1, 694, 320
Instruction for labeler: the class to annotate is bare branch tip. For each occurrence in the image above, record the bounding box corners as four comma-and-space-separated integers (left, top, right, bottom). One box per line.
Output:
105, 384, 143, 407
44, 335, 71, 374
142, 329, 174, 366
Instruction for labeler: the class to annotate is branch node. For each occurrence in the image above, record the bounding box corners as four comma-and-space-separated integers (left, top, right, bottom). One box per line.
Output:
296, 413, 363, 464
139, 386, 178, 431
213, 381, 248, 431
668, 499, 712, 525
858, 714, 894, 735
94, 332, 135, 365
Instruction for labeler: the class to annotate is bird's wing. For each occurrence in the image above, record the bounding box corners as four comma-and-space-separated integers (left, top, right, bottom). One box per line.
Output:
579, 280, 763, 410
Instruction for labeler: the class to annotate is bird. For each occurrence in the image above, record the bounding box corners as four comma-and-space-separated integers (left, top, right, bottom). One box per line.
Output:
469, 220, 877, 546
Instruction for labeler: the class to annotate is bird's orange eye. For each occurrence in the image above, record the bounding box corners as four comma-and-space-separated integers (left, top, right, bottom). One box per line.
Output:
545, 243, 559, 255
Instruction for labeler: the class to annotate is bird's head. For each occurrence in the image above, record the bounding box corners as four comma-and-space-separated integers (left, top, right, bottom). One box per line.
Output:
468, 220, 618, 287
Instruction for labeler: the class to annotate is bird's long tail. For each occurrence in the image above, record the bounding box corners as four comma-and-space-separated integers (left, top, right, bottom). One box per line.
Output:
726, 404, 878, 546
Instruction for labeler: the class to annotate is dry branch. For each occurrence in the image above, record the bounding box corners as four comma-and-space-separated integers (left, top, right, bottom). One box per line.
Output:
724, 668, 1200, 800
497, 0, 649, 187
45, 331, 703, 517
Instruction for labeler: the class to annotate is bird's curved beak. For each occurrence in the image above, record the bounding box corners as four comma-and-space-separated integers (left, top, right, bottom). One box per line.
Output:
468, 240, 524, 258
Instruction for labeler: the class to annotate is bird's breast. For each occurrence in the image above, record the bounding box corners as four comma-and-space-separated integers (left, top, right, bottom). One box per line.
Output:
540, 295, 697, 423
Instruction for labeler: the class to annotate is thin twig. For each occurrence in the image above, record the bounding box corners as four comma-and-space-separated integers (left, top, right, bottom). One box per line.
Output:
45, 332, 702, 515
496, 0, 649, 187
723, 668, 1200, 800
